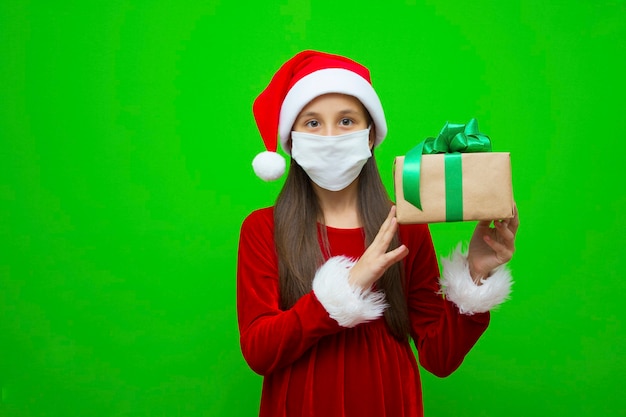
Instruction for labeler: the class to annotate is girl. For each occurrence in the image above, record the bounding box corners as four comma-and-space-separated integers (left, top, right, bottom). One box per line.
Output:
237, 50, 518, 417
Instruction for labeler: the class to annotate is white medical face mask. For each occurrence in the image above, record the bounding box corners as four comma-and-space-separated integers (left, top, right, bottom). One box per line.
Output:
290, 128, 372, 191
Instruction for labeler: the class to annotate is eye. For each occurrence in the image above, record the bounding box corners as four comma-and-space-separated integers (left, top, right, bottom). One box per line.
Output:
339, 118, 354, 126
305, 120, 320, 128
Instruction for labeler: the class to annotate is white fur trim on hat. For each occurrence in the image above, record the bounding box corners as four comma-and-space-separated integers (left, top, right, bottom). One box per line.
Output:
312, 256, 388, 327
252, 151, 286, 181
279, 68, 387, 155
439, 244, 513, 315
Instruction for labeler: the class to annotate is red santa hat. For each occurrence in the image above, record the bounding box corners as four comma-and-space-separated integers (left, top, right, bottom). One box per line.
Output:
251, 50, 388, 181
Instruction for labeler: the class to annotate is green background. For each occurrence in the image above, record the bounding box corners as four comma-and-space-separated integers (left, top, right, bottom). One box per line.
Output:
1, 1, 624, 416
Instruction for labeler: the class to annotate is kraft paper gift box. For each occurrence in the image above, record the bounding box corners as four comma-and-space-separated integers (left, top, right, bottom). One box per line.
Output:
393, 119, 514, 224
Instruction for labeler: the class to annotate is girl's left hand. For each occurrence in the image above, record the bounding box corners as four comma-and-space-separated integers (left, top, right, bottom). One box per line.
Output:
467, 204, 519, 284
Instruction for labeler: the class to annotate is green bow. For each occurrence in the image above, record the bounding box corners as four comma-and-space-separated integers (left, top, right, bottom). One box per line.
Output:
402, 118, 492, 221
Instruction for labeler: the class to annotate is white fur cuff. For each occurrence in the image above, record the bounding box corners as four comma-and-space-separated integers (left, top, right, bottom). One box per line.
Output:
440, 245, 513, 315
312, 256, 388, 327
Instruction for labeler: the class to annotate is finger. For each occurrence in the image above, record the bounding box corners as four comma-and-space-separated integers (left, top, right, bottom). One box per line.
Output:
382, 205, 396, 223
372, 206, 395, 239
483, 234, 513, 263
494, 220, 516, 245
495, 206, 519, 233
486, 203, 519, 232
371, 207, 399, 249
508, 204, 520, 235
476, 220, 492, 230
376, 217, 400, 255
382, 244, 409, 267
382, 206, 398, 233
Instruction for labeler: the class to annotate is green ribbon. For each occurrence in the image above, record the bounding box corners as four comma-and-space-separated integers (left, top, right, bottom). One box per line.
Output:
402, 118, 491, 221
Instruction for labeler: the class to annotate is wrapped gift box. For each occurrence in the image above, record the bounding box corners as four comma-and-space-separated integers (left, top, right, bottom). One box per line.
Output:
394, 152, 514, 224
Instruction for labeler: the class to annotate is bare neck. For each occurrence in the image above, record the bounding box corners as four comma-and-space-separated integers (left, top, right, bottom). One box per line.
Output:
313, 179, 362, 229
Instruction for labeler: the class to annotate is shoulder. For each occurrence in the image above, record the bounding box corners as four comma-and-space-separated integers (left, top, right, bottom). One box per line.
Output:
238, 207, 278, 266
240, 206, 275, 236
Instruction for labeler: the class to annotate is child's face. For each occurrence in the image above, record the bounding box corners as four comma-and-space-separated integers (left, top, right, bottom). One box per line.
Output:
292, 93, 374, 146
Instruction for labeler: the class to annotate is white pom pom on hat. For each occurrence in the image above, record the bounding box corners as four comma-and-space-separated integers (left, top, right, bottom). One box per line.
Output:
251, 50, 387, 181
252, 151, 285, 181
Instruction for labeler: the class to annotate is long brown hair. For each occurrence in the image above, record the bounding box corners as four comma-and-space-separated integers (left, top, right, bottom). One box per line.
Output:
274, 153, 410, 340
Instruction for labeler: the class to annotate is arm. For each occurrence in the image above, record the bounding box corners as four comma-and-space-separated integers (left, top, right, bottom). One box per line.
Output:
438, 205, 519, 315
402, 225, 511, 377
237, 210, 386, 375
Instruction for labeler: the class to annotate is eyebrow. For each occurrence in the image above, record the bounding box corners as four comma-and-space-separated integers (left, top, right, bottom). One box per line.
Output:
297, 109, 361, 118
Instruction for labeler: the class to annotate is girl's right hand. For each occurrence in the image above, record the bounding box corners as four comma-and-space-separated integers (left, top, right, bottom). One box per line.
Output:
348, 206, 409, 290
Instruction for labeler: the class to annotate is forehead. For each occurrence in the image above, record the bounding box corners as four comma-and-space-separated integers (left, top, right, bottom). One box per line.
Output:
299, 93, 366, 115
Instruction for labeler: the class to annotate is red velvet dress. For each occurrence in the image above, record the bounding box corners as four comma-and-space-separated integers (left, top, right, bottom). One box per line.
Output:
237, 207, 490, 417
